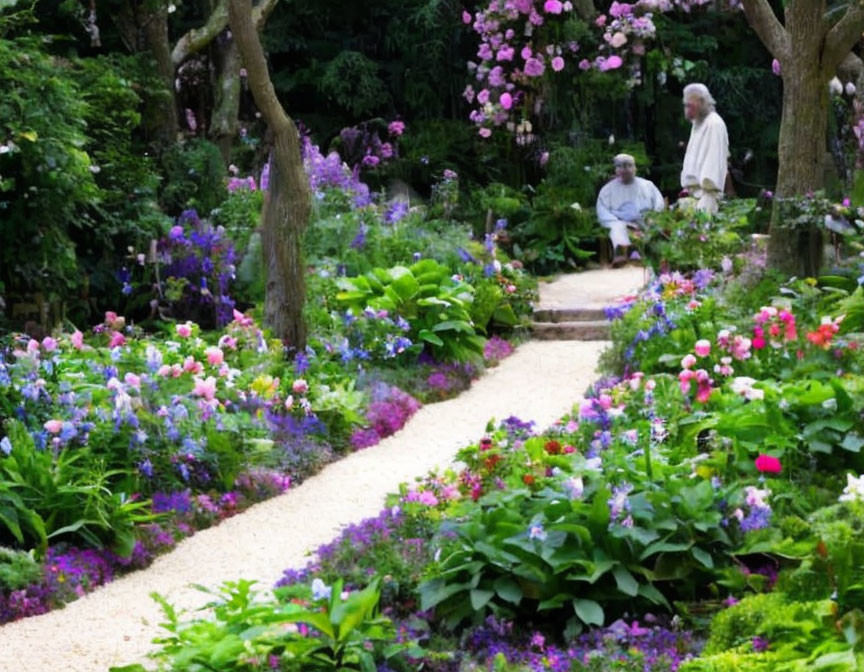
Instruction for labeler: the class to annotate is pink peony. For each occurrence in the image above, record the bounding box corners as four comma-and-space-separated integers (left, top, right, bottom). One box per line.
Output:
755, 454, 782, 474
108, 331, 126, 348
176, 323, 192, 338
551, 56, 565, 72
543, 0, 563, 13
205, 347, 224, 366
694, 339, 711, 357
44, 419, 63, 434
193, 377, 217, 401
183, 356, 203, 375
70, 330, 84, 350
157, 364, 172, 377
681, 353, 697, 369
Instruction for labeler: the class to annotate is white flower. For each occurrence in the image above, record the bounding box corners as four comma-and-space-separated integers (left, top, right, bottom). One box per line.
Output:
839, 473, 864, 503
564, 476, 584, 500
846, 82, 857, 97
829, 77, 843, 95
311, 578, 330, 600
730, 377, 757, 397
585, 457, 603, 471
570, 202, 582, 211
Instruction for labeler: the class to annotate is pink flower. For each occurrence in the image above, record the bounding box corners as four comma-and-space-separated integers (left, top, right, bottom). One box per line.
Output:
543, 0, 563, 13
600, 55, 623, 71
462, 10, 472, 24
124, 373, 141, 389
609, 1, 632, 18
232, 309, 254, 327
755, 454, 782, 474
694, 339, 711, 357
595, 14, 607, 26
679, 369, 695, 394
500, 92, 513, 109
105, 311, 119, 325
388, 120, 405, 136
496, 45, 515, 62
771, 59, 781, 76
70, 330, 84, 350
26, 339, 40, 354
205, 347, 224, 366
479, 127, 492, 138
521, 46, 533, 60
157, 365, 172, 377
292, 379, 309, 395
41, 336, 58, 352
218, 335, 238, 350
183, 356, 203, 375
578, 58, 591, 71
176, 322, 193, 338
284, 395, 294, 410
609, 31, 628, 49
477, 88, 490, 105
193, 377, 217, 401
108, 331, 126, 348
524, 57, 545, 77
681, 353, 697, 369
551, 56, 565, 72
752, 326, 766, 350
44, 419, 63, 434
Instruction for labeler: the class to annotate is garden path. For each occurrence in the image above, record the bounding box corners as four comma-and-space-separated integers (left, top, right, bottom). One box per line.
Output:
0, 268, 643, 672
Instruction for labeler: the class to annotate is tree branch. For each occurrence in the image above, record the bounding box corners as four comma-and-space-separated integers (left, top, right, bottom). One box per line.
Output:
824, 1, 864, 72
172, 0, 278, 67
740, 0, 789, 61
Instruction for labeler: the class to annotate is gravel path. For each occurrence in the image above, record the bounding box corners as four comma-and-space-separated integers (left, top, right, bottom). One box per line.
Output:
0, 270, 642, 672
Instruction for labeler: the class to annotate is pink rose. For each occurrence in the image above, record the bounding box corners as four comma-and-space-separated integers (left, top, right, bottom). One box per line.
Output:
193, 377, 217, 401
44, 419, 63, 434
70, 330, 84, 350
176, 322, 193, 338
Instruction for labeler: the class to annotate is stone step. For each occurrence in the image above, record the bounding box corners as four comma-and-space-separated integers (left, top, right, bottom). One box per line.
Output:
532, 306, 607, 323
531, 320, 611, 341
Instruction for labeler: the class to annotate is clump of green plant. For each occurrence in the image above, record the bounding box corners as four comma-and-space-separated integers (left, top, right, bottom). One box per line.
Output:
0, 546, 42, 591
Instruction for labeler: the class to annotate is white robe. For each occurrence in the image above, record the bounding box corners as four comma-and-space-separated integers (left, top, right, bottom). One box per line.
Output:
596, 176, 665, 249
681, 111, 729, 214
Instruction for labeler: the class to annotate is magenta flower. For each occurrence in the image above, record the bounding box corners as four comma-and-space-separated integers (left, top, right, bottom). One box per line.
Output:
551, 56, 565, 72
499, 92, 513, 109
462, 9, 472, 24
600, 55, 624, 71
771, 59, 781, 76
524, 57, 545, 77
543, 0, 563, 13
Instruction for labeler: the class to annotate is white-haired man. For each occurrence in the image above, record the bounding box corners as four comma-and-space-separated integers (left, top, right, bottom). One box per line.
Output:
681, 83, 729, 214
596, 153, 665, 266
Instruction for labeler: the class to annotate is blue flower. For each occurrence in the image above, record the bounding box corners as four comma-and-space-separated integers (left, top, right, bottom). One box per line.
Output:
311, 578, 331, 600
528, 523, 547, 541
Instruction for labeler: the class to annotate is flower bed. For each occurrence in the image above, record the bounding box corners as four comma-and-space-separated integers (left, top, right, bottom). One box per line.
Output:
129, 263, 864, 671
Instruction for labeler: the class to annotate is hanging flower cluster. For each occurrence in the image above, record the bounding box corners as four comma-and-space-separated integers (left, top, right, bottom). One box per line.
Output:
464, 0, 581, 141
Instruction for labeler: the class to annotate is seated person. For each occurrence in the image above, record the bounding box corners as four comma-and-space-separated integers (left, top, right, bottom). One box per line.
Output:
596, 154, 665, 266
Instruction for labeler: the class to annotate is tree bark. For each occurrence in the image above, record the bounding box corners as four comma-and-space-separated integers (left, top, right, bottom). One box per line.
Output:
138, 4, 179, 146
228, 0, 310, 350
210, 36, 242, 161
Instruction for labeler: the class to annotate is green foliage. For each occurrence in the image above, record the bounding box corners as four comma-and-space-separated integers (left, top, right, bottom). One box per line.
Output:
160, 139, 226, 216
336, 259, 486, 362
0, 546, 42, 591
0, 420, 152, 557
319, 51, 390, 117
131, 579, 419, 672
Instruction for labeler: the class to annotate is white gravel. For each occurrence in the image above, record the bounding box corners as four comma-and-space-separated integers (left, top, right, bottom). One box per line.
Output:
0, 270, 642, 672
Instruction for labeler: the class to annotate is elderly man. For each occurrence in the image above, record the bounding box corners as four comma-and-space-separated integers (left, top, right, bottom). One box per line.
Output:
596, 153, 665, 265
681, 83, 729, 214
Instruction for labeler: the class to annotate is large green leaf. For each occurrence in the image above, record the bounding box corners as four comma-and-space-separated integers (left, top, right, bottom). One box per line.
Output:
573, 598, 604, 626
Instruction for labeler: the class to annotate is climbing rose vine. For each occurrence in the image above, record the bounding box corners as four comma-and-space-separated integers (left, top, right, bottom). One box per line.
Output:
464, 0, 740, 140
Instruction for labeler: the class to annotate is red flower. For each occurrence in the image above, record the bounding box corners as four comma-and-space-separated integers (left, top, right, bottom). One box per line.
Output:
545, 440, 562, 455
522, 474, 535, 485
755, 454, 782, 474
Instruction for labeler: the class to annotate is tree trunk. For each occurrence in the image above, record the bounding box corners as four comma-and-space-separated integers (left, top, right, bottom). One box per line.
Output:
139, 5, 179, 146
228, 0, 311, 350
210, 35, 242, 162
767, 24, 829, 275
